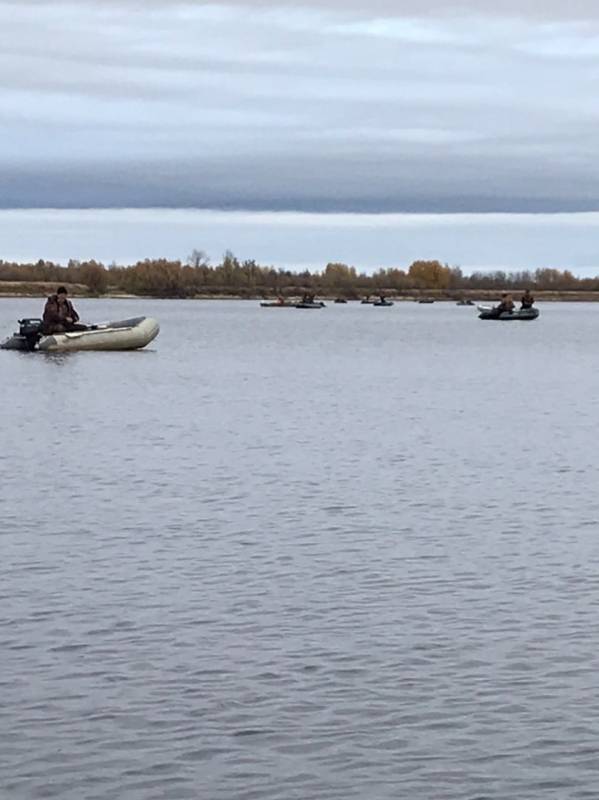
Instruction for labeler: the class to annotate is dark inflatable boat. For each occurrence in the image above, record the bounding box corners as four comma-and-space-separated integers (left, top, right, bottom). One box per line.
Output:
478, 305, 539, 321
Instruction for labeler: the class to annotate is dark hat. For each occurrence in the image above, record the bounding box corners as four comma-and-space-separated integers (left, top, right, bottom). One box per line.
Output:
56, 286, 67, 295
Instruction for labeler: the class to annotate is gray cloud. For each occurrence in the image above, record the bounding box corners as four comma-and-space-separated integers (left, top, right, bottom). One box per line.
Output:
2, 1, 599, 212
4, 150, 599, 213
9, 0, 599, 18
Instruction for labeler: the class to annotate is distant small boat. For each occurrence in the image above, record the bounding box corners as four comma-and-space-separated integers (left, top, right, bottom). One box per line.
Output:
334, 298, 348, 304
418, 299, 435, 304
478, 305, 539, 321
373, 299, 394, 307
456, 299, 474, 306
296, 301, 325, 309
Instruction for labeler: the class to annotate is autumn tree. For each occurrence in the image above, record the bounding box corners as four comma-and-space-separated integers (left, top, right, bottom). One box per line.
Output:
323, 262, 357, 289
408, 260, 452, 289
78, 261, 108, 295
187, 249, 209, 269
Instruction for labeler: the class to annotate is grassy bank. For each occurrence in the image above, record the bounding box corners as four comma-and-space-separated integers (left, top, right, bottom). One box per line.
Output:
0, 281, 90, 297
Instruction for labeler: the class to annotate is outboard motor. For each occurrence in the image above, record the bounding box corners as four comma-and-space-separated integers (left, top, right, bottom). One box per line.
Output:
18, 318, 43, 351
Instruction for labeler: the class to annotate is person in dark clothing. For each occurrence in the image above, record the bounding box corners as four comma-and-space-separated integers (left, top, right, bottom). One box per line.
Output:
502, 293, 515, 313
521, 289, 534, 309
42, 286, 85, 334
491, 293, 515, 317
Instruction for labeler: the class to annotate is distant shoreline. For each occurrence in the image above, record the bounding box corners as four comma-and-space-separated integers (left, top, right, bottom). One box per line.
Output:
2, 260, 598, 301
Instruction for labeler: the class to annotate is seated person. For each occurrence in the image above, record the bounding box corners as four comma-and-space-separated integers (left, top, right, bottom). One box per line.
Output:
521, 289, 534, 309
42, 286, 85, 334
493, 293, 515, 315
503, 293, 515, 313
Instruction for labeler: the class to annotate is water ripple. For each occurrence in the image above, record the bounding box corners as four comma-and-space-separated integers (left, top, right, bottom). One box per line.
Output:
2, 299, 599, 799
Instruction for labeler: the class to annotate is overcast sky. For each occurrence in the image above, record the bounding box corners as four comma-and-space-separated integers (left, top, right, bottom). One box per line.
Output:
2, 1, 599, 269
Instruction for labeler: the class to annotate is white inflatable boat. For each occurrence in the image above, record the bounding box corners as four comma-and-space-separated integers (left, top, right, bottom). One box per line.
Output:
1, 316, 160, 352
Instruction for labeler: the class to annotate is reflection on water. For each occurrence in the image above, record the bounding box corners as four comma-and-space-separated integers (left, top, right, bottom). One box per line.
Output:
2, 298, 599, 800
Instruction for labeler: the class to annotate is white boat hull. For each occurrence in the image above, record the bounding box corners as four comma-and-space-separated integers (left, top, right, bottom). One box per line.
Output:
1, 316, 160, 352
39, 317, 160, 351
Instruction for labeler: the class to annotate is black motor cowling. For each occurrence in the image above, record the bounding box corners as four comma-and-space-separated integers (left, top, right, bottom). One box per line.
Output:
19, 318, 43, 336
18, 318, 43, 350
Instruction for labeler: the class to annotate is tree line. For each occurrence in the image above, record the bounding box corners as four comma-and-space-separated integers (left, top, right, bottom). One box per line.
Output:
0, 251, 598, 297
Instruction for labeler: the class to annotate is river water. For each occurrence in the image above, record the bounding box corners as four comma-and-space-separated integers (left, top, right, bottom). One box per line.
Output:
2, 298, 599, 800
